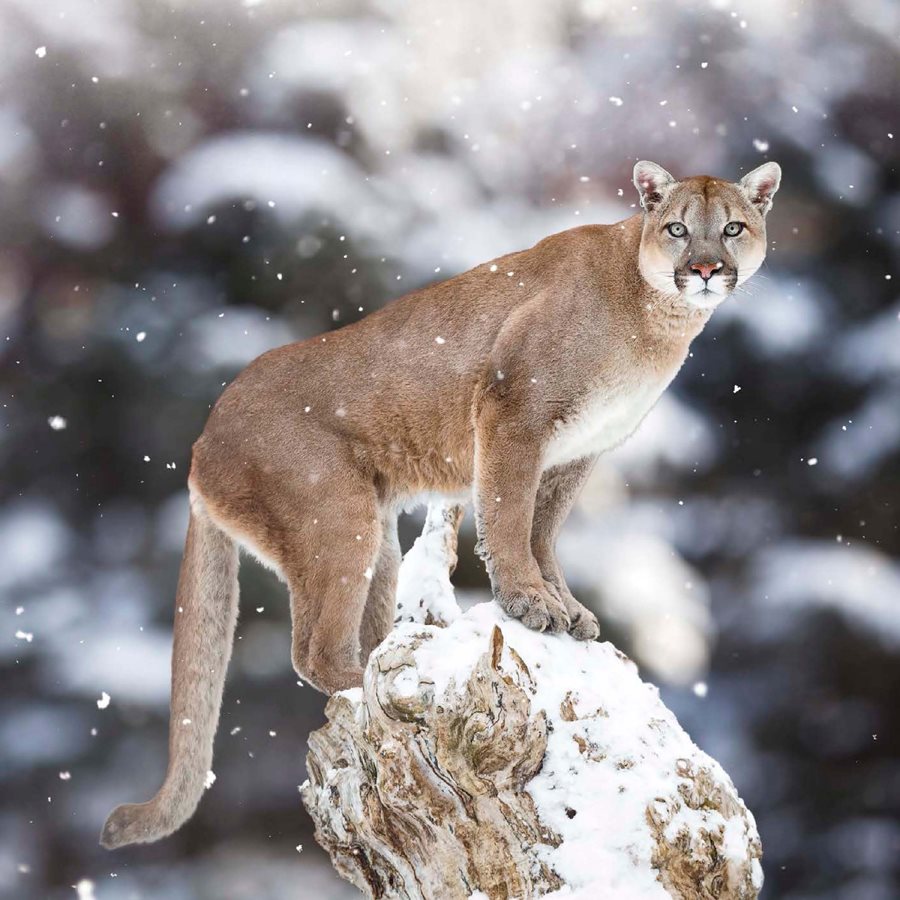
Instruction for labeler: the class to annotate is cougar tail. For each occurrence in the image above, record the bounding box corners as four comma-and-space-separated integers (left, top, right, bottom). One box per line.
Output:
100, 497, 239, 849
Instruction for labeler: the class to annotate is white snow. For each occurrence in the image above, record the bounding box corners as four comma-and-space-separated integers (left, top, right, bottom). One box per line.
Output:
96, 692, 111, 710
182, 307, 295, 371
752, 540, 900, 648
39, 184, 116, 249
75, 880, 95, 900
710, 277, 825, 356
395, 502, 462, 626
0, 501, 70, 590
817, 386, 900, 482
151, 133, 384, 236
813, 143, 879, 206
833, 301, 900, 383
395, 600, 759, 898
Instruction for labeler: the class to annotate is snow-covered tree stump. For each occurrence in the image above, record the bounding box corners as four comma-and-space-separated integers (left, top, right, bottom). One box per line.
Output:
301, 504, 763, 899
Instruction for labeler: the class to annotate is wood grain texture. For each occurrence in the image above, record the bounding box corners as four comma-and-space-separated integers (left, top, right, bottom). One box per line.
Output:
303, 616, 762, 899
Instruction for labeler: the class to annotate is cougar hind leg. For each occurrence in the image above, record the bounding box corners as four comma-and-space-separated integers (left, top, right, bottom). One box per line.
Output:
195, 428, 384, 695
274, 476, 383, 695
359, 512, 402, 663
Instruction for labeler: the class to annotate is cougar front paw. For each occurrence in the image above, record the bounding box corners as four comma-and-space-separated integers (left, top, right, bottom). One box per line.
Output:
539, 572, 600, 642
496, 582, 571, 634
566, 602, 600, 641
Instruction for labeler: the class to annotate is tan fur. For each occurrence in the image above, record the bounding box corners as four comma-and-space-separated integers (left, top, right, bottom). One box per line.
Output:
101, 497, 239, 848
101, 161, 780, 848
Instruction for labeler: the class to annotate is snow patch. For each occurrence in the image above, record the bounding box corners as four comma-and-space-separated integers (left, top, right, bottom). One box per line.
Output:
752, 540, 900, 648
395, 501, 463, 627
401, 601, 760, 897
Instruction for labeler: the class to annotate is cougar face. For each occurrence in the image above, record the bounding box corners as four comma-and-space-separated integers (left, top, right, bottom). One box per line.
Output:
634, 160, 781, 308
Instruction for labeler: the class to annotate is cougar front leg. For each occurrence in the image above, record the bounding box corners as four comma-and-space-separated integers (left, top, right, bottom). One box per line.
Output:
474, 400, 570, 634
531, 455, 600, 641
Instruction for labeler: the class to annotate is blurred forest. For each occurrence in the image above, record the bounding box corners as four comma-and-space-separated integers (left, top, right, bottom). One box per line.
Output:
1, 0, 899, 897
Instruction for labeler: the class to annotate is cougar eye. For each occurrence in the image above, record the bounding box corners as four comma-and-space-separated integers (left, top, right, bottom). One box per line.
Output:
724, 221, 745, 237
667, 222, 687, 238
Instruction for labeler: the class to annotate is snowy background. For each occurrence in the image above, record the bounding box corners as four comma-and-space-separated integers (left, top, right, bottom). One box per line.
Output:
1, 0, 899, 897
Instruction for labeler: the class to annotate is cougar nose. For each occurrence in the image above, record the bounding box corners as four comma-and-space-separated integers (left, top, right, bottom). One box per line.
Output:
691, 261, 724, 281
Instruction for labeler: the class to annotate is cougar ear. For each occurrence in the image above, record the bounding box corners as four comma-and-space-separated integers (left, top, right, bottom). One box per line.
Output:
633, 160, 677, 212
739, 162, 782, 216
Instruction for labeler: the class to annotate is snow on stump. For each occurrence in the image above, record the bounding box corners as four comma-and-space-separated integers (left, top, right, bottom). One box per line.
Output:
301, 506, 763, 899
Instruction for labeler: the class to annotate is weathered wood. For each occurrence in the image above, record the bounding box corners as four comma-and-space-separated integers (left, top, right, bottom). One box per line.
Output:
302, 505, 763, 899
304, 624, 562, 899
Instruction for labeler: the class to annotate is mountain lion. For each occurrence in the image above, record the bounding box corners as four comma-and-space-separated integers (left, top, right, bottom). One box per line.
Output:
101, 160, 781, 848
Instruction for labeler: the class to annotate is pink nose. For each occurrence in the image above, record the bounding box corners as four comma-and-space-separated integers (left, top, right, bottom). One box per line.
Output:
691, 261, 723, 281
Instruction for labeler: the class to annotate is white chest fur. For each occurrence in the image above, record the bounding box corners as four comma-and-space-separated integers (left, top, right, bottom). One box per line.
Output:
543, 377, 670, 469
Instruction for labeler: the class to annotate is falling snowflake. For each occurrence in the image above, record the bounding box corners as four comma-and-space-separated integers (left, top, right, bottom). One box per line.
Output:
48, 416, 67, 431
97, 692, 111, 709
75, 880, 96, 900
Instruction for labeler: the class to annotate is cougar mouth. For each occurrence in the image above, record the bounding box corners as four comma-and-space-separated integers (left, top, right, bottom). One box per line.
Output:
674, 266, 737, 303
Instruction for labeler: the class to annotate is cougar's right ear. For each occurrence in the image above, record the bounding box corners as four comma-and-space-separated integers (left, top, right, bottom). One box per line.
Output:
633, 160, 677, 212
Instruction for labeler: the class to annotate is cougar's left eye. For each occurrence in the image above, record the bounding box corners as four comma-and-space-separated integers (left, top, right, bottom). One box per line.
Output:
724, 221, 744, 237
667, 222, 687, 238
